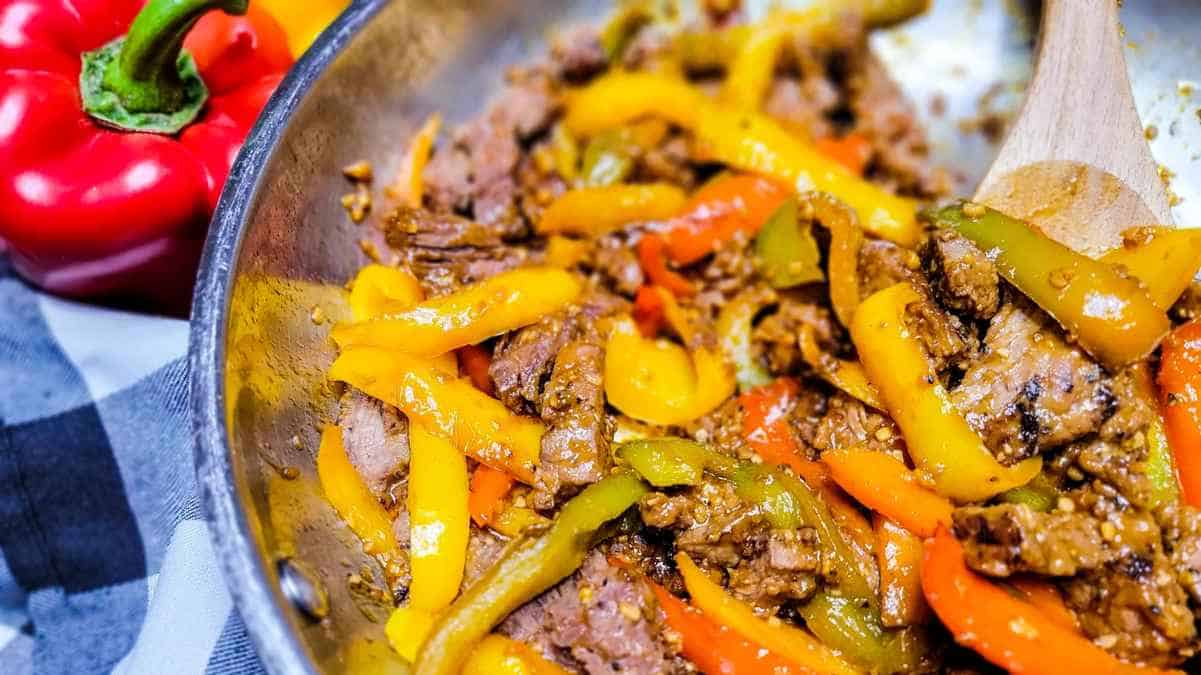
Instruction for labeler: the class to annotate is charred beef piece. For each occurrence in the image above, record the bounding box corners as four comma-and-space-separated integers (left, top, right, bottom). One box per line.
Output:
338, 388, 410, 502
953, 503, 1109, 577
500, 553, 687, 675
533, 336, 612, 508
922, 228, 1001, 320
489, 290, 625, 414
422, 70, 558, 225
384, 206, 531, 295
859, 238, 923, 297
949, 302, 1115, 464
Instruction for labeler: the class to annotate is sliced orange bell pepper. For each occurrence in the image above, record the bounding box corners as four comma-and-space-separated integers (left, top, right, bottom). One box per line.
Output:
665, 173, 792, 265
738, 378, 829, 486
1158, 318, 1201, 508
257, 0, 348, 56
822, 448, 953, 538
332, 267, 583, 356
536, 184, 687, 236
329, 347, 543, 483
815, 134, 873, 176
347, 264, 424, 322
1007, 576, 1078, 633
874, 516, 927, 628
407, 423, 470, 611
922, 527, 1180, 675
457, 344, 495, 396
637, 233, 695, 297
316, 425, 399, 558
675, 553, 861, 675
649, 583, 814, 675
386, 112, 442, 208
544, 235, 590, 269
468, 465, 515, 528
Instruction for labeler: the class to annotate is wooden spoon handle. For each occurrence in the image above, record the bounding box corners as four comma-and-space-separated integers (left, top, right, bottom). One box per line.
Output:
977, 0, 1171, 225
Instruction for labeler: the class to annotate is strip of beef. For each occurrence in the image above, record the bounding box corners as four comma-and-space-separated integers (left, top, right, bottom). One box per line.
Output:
953, 503, 1109, 577
587, 231, 644, 297
338, 388, 409, 503
859, 236, 923, 298
808, 392, 903, 454
500, 553, 686, 675
1158, 503, 1201, 605
949, 302, 1114, 464
489, 290, 625, 414
461, 527, 507, 591
533, 336, 611, 508
422, 69, 558, 225
384, 206, 531, 295
640, 478, 820, 611
751, 289, 842, 376
1062, 438, 1155, 511
922, 228, 1001, 320
683, 397, 747, 459
549, 24, 607, 81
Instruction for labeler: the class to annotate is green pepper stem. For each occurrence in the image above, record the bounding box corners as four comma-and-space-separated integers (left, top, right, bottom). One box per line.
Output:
103, 0, 247, 113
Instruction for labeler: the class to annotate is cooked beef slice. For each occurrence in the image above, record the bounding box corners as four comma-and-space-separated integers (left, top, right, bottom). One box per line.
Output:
696, 234, 761, 312
859, 238, 923, 297
383, 206, 531, 295
533, 336, 611, 508
949, 302, 1115, 464
1158, 503, 1201, 605
1063, 437, 1155, 511
422, 69, 558, 225
639, 478, 821, 611
953, 503, 1109, 577
338, 388, 410, 501
587, 232, 644, 297
751, 290, 841, 376
763, 75, 839, 140
461, 527, 507, 591
489, 290, 625, 414
809, 392, 903, 454
549, 24, 607, 81
683, 397, 747, 460
905, 290, 977, 371
922, 228, 1001, 320
1098, 366, 1157, 443
500, 553, 686, 675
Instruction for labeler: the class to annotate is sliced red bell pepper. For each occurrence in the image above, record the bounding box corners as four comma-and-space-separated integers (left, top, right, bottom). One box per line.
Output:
468, 464, 515, 528
633, 285, 668, 337
664, 173, 791, 265
1158, 318, 1201, 508
922, 527, 1180, 675
815, 133, 872, 176
457, 344, 495, 397
637, 234, 695, 297
0, 0, 292, 310
650, 583, 813, 675
739, 378, 828, 486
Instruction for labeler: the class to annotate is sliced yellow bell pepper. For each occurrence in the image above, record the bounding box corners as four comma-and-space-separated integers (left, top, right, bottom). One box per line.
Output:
490, 505, 551, 539
544, 236, 591, 269
536, 184, 687, 236
564, 72, 919, 246
462, 635, 570, 675
1101, 226, 1201, 310
721, 26, 787, 109
329, 347, 543, 483
603, 316, 735, 426
799, 324, 881, 409
407, 423, 470, 611
850, 283, 1041, 502
675, 553, 862, 675
316, 425, 398, 557
385, 605, 438, 662
348, 264, 424, 322
812, 191, 866, 328
332, 267, 582, 357
257, 0, 348, 56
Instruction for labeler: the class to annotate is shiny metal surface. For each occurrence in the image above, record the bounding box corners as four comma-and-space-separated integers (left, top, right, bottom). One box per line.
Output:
190, 1, 1201, 673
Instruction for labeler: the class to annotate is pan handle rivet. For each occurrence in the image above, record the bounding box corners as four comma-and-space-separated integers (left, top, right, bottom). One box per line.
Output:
278, 558, 329, 621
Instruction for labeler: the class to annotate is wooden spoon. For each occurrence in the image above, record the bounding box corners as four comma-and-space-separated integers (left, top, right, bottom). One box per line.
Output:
974, 0, 1173, 257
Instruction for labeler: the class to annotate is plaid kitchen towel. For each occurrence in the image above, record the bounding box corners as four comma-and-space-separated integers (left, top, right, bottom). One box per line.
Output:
0, 259, 264, 675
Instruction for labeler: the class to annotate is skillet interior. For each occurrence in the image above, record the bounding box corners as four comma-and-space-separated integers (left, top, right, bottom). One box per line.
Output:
190, 1, 1201, 672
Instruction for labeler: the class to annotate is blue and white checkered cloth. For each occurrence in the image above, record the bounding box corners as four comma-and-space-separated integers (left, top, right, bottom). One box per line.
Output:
0, 259, 263, 674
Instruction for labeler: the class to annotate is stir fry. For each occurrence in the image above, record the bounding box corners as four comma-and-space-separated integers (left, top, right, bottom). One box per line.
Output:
316, 2, 1201, 673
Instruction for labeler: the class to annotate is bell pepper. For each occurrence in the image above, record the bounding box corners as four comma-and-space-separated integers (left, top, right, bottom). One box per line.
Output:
674, 553, 861, 675
347, 264, 424, 321
927, 203, 1170, 369
739, 378, 829, 485
721, 26, 788, 109
577, 120, 667, 187
1157, 318, 1201, 508
386, 112, 442, 209
385, 605, 439, 662
468, 465, 515, 528
1006, 577, 1079, 633
755, 198, 825, 288
316, 425, 399, 558
921, 527, 1180, 675
874, 516, 927, 628
603, 316, 735, 425
1101, 227, 1201, 310
667, 173, 793, 265
850, 282, 1042, 502
633, 285, 668, 337
414, 472, 648, 675
716, 289, 775, 391
255, 0, 347, 56
1000, 473, 1059, 513
0, 0, 292, 308
636, 234, 695, 297
461, 635, 571, 675
799, 324, 882, 409
812, 191, 866, 328
457, 344, 495, 396
798, 592, 927, 674
822, 449, 953, 538
815, 134, 873, 176
407, 423, 470, 612
549, 124, 580, 183
489, 504, 550, 539
543, 235, 591, 270
329, 347, 543, 483
332, 267, 583, 357
536, 184, 686, 236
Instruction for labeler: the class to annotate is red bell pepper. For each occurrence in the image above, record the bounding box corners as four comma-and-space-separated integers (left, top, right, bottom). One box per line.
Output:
0, 0, 292, 310
632, 285, 668, 337
637, 233, 695, 297
664, 173, 791, 265
739, 378, 828, 485
1158, 318, 1201, 508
